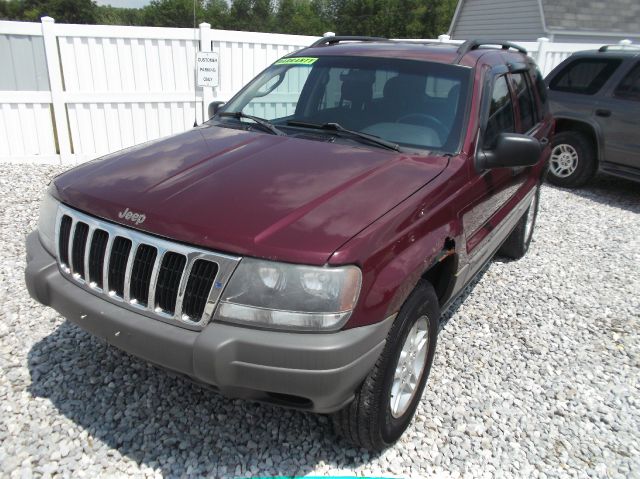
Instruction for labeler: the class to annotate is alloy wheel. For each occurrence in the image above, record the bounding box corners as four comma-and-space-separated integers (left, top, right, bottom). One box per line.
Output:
390, 315, 429, 418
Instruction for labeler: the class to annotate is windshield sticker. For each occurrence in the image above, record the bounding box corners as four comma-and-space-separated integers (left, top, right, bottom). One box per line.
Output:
274, 57, 318, 66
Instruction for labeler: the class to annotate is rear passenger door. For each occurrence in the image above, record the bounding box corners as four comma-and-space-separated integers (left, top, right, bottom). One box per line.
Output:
597, 61, 640, 171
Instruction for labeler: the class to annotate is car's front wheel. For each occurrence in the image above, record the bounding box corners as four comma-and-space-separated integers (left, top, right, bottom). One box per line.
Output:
548, 131, 597, 188
331, 280, 439, 450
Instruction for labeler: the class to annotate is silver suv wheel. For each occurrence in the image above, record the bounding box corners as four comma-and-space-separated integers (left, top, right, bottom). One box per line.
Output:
390, 315, 429, 418
550, 143, 579, 178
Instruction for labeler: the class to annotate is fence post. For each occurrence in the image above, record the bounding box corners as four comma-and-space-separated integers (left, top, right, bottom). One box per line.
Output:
41, 16, 72, 164
535, 37, 550, 75
199, 22, 213, 122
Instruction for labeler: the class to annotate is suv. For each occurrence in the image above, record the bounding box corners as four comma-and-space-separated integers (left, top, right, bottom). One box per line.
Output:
25, 37, 551, 450
546, 45, 640, 187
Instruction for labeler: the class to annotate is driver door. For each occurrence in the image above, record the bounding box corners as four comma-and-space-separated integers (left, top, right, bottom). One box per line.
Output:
463, 72, 520, 277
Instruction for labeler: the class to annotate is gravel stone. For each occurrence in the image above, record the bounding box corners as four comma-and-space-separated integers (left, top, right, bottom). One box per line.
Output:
0, 163, 639, 477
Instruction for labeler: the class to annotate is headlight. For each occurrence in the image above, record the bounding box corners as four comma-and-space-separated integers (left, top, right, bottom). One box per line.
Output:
38, 189, 60, 255
214, 258, 362, 331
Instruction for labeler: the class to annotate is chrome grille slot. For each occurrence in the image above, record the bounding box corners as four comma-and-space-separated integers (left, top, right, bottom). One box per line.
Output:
71, 222, 89, 279
108, 237, 132, 297
54, 205, 241, 329
129, 244, 157, 306
182, 260, 218, 322
88, 229, 109, 288
155, 252, 186, 315
58, 215, 72, 267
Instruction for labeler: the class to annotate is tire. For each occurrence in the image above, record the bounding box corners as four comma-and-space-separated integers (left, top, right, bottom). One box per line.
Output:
548, 131, 597, 188
331, 280, 439, 451
498, 186, 540, 260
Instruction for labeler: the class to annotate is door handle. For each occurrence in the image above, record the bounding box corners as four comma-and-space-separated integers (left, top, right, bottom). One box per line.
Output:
595, 109, 611, 117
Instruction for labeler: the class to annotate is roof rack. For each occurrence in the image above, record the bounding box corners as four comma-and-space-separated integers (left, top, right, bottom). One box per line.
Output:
310, 36, 389, 47
454, 39, 527, 63
599, 44, 640, 52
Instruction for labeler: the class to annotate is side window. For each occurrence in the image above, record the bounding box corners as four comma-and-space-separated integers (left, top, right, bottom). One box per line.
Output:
549, 58, 622, 95
614, 63, 640, 101
483, 75, 515, 149
512, 72, 536, 132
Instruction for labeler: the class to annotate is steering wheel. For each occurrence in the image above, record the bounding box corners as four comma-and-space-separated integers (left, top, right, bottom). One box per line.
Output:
397, 113, 448, 143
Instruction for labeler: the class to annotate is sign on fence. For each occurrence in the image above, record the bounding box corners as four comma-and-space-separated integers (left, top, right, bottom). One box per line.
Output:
196, 51, 219, 88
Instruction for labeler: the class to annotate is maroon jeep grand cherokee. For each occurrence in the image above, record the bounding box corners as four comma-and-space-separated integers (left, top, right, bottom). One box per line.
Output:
25, 37, 552, 450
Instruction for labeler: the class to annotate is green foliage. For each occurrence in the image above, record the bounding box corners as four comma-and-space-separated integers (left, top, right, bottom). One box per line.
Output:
0, 0, 458, 38
0, 0, 99, 23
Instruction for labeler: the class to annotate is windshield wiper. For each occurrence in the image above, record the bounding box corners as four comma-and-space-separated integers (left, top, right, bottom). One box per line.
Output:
219, 111, 286, 136
287, 121, 400, 152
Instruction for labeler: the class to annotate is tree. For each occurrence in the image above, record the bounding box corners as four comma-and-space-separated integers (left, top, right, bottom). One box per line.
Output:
204, 0, 229, 29
0, 0, 457, 38
21, 0, 98, 23
141, 0, 206, 28
274, 0, 332, 35
228, 0, 274, 32
96, 6, 144, 25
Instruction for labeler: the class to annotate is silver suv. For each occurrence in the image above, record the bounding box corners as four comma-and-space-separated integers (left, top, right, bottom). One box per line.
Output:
545, 45, 640, 187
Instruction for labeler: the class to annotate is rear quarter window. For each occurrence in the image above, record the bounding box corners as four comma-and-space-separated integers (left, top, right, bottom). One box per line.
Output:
549, 58, 622, 95
614, 62, 640, 101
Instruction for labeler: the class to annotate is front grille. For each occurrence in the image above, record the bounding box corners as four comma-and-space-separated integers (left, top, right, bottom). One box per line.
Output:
155, 252, 186, 315
88, 229, 109, 288
54, 204, 241, 328
183, 260, 218, 320
108, 237, 132, 297
58, 215, 72, 267
71, 222, 89, 278
129, 244, 157, 306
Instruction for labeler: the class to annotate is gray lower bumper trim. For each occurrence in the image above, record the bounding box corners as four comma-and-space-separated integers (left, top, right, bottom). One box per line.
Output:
25, 232, 393, 413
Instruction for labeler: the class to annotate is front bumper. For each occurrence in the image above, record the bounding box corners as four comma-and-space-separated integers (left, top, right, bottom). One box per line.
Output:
25, 232, 392, 413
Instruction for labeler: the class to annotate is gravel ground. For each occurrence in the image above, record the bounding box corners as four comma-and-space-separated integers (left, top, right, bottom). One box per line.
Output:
0, 163, 638, 478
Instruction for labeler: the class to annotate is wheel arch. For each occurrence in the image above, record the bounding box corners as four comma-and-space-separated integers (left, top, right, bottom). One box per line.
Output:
553, 116, 602, 165
420, 238, 458, 307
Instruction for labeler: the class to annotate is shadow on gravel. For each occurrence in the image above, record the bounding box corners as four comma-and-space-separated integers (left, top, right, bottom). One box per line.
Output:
549, 174, 640, 214
27, 322, 375, 477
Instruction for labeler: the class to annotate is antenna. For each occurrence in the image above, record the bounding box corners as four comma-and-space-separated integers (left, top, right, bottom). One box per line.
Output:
193, 0, 198, 127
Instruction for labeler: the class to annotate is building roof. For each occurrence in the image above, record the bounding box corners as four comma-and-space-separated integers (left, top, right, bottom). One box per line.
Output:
541, 0, 640, 35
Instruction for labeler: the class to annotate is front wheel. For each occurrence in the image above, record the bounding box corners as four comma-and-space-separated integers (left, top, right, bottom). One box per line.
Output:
548, 131, 597, 188
331, 280, 439, 450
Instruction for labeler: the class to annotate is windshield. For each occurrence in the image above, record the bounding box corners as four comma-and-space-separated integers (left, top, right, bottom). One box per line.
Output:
219, 56, 471, 153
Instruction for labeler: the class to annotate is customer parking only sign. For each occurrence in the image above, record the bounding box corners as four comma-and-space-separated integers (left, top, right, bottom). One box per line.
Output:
196, 51, 219, 88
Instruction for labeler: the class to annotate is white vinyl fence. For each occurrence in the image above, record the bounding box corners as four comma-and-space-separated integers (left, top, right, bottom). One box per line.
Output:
0, 18, 634, 165
0, 18, 317, 164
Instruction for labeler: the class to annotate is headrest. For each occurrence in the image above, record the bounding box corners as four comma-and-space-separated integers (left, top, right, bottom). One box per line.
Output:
383, 75, 426, 103
340, 69, 375, 109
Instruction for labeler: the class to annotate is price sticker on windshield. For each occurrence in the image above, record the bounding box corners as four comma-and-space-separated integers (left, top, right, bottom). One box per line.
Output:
274, 57, 318, 66
197, 51, 219, 88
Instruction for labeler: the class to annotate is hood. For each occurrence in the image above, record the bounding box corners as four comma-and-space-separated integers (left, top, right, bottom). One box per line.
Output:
54, 124, 448, 265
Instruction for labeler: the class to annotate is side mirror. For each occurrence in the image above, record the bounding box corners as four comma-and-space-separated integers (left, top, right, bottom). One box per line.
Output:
479, 133, 541, 169
208, 101, 225, 119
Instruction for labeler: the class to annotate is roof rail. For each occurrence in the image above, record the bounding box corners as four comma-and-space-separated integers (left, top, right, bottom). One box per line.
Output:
454, 39, 527, 63
310, 36, 388, 47
599, 44, 640, 52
